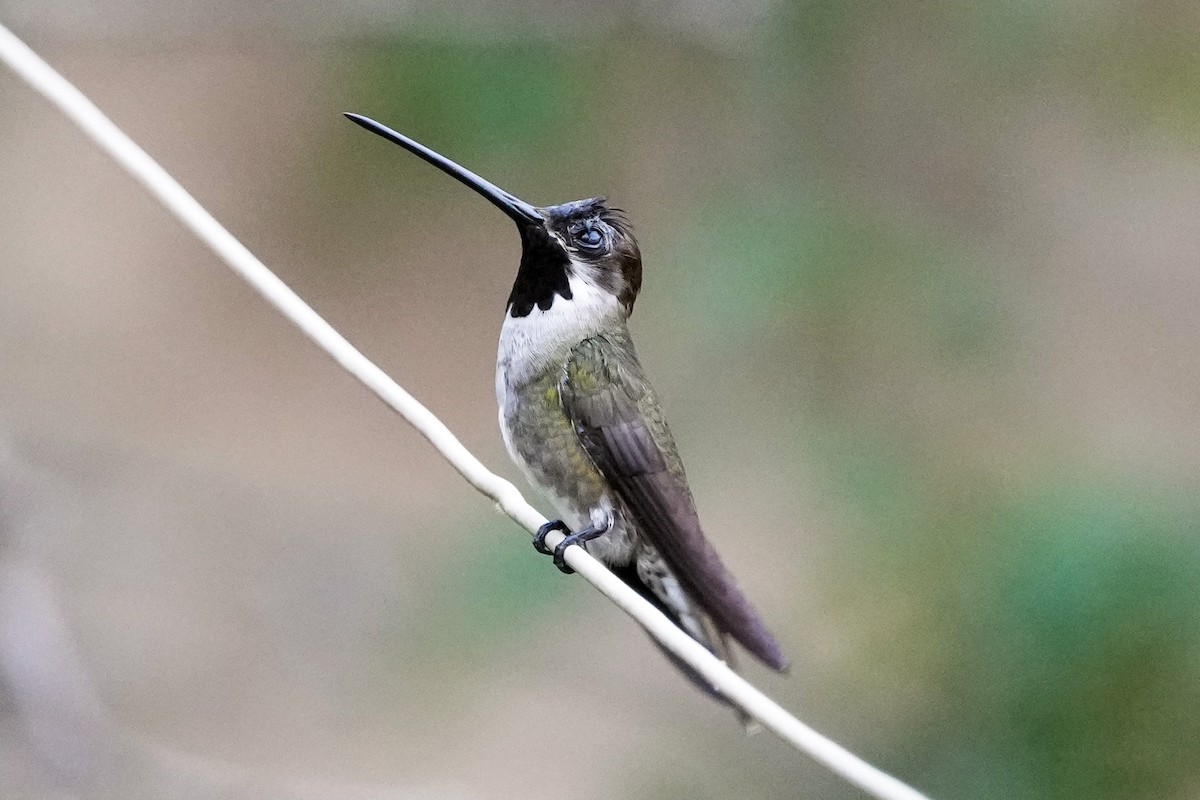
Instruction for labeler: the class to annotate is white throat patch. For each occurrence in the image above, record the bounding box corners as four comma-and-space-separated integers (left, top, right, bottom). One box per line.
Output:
496, 273, 621, 390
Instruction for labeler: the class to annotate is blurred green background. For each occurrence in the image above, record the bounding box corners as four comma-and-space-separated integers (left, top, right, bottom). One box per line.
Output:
1, 3, 1198, 799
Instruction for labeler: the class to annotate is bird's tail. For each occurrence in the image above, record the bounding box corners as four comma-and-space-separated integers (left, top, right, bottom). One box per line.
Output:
610, 562, 759, 730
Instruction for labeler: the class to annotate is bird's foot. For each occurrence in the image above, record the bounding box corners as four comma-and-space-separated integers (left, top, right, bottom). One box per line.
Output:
532, 519, 609, 575
533, 520, 569, 556
550, 522, 609, 574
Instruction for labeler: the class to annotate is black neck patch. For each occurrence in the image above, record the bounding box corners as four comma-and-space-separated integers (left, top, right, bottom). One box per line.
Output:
507, 225, 572, 317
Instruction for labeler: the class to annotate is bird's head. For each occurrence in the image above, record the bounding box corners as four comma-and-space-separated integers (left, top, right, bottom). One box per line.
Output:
345, 114, 642, 320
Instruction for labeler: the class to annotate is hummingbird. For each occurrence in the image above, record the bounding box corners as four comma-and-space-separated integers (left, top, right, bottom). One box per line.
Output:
346, 113, 788, 705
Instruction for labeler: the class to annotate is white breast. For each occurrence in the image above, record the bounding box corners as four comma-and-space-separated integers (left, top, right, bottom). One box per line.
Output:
495, 274, 621, 398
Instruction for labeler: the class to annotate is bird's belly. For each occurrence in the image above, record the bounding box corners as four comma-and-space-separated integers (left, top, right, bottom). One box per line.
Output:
497, 368, 637, 565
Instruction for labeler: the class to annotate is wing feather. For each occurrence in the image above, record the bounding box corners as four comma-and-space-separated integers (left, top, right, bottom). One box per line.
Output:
561, 335, 788, 671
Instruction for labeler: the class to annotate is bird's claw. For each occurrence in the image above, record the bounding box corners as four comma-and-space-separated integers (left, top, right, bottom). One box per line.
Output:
533, 520, 569, 557
551, 539, 576, 574
533, 519, 611, 575
545, 522, 611, 575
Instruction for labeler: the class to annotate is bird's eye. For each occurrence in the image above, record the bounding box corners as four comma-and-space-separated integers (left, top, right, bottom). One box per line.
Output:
577, 226, 604, 250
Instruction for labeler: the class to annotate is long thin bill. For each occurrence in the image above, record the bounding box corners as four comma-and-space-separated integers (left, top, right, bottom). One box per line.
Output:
344, 113, 542, 227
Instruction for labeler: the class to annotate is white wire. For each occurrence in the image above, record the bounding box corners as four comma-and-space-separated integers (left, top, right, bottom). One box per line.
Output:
0, 22, 932, 800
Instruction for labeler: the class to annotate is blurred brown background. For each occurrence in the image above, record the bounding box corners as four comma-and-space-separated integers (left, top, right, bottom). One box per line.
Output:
1, 3, 1198, 799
